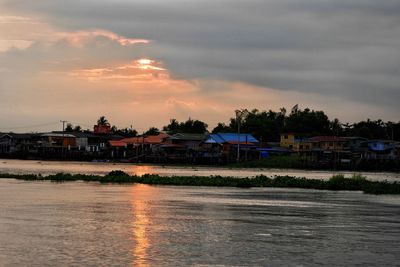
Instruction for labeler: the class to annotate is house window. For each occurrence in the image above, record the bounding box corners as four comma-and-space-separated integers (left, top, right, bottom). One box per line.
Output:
300, 145, 303, 149
284, 135, 288, 139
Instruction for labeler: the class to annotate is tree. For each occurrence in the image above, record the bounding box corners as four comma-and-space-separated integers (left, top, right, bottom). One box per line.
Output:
97, 116, 110, 126
163, 118, 208, 134
212, 123, 232, 133
163, 119, 179, 133
73, 125, 82, 132
65, 123, 73, 132
144, 127, 160, 135
343, 119, 388, 139
110, 125, 137, 137
283, 108, 331, 136
329, 118, 343, 136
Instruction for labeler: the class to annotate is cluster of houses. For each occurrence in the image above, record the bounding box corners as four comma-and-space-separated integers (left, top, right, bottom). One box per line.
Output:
0, 124, 261, 164
1, 125, 399, 170
279, 133, 400, 169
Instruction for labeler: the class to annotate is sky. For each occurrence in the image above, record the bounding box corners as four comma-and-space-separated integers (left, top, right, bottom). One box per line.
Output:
0, 0, 399, 133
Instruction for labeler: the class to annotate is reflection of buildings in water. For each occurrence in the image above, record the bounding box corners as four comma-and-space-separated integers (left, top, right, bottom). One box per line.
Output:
130, 184, 155, 267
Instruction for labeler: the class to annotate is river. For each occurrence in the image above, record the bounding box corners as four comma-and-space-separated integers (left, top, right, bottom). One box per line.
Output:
0, 179, 399, 266
1, 159, 400, 181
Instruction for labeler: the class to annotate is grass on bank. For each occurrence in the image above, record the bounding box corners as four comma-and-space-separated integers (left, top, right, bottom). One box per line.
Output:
0, 170, 399, 195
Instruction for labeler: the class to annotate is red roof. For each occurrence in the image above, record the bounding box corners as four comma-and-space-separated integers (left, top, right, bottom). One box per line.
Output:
145, 133, 170, 144
121, 133, 170, 145
309, 136, 346, 142
109, 140, 127, 147
121, 137, 144, 144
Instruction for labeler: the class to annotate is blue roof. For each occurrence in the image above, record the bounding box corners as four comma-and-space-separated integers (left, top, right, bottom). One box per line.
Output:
205, 133, 259, 144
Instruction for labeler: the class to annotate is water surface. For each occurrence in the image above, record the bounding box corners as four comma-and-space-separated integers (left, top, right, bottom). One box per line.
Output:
0, 179, 399, 266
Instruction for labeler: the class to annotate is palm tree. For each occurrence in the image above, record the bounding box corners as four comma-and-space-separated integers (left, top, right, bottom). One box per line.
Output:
97, 116, 109, 126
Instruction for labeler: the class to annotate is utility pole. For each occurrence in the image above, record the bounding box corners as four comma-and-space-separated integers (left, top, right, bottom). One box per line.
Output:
60, 120, 68, 159
60, 120, 68, 133
235, 109, 249, 163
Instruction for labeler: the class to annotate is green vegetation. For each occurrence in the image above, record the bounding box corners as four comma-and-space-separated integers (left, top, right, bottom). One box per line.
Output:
1, 171, 400, 195
229, 155, 304, 168
212, 107, 400, 142
163, 118, 208, 134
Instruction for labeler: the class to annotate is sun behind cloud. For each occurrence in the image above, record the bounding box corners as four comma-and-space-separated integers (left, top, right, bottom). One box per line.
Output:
137, 58, 152, 65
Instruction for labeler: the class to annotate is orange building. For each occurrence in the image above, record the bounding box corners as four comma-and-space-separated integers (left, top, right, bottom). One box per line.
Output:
41, 133, 76, 147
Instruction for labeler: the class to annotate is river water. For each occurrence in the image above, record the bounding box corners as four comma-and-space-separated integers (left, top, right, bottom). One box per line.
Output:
0, 179, 399, 266
1, 159, 400, 181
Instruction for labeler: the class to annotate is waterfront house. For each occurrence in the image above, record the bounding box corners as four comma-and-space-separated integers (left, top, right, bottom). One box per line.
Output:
0, 133, 40, 157
342, 137, 368, 150
308, 136, 347, 151
307, 136, 348, 168
204, 133, 259, 162
119, 133, 170, 161
360, 140, 399, 160
161, 133, 207, 162
167, 133, 207, 149
41, 133, 76, 147
108, 140, 128, 158
280, 133, 310, 152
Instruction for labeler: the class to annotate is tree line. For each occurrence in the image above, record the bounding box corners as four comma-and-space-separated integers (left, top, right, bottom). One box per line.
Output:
64, 107, 400, 141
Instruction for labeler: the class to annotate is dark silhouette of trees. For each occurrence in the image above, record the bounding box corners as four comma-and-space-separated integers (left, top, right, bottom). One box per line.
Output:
144, 127, 160, 135
163, 118, 208, 134
97, 116, 110, 126
65, 123, 82, 132
284, 108, 331, 136
73, 125, 82, 132
212, 123, 232, 133
342, 119, 397, 140
65, 123, 73, 132
211, 106, 399, 142
111, 127, 137, 137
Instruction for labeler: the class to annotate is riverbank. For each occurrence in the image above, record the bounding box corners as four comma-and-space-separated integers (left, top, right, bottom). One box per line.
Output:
2, 159, 400, 183
1, 171, 399, 195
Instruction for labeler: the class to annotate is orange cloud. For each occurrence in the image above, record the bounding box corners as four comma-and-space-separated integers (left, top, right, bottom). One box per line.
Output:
70, 59, 167, 81
56, 30, 150, 47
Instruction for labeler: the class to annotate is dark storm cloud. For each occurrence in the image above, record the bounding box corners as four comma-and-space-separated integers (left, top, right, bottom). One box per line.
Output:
3, 0, 400, 111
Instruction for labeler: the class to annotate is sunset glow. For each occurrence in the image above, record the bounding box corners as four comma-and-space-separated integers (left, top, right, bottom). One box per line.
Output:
0, 0, 398, 132
138, 59, 152, 65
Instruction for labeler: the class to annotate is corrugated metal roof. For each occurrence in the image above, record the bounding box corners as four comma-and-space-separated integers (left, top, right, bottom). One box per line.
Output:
42, 133, 76, 138
121, 137, 144, 144
121, 133, 170, 144
205, 133, 259, 144
108, 140, 127, 147
169, 133, 207, 141
145, 133, 170, 144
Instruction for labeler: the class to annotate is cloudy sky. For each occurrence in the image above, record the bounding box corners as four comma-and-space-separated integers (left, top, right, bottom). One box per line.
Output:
0, 0, 399, 132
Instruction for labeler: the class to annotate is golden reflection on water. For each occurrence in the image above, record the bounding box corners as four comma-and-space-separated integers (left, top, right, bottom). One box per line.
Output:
130, 184, 156, 267
130, 165, 156, 176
